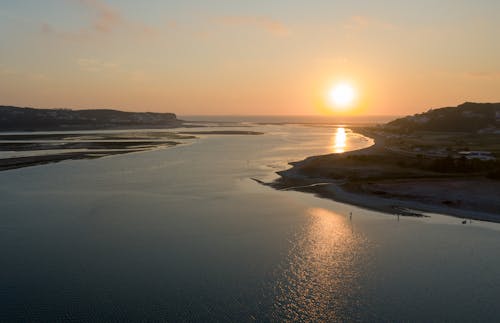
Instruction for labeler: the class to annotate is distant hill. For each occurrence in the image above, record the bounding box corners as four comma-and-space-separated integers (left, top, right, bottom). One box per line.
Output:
0, 106, 182, 131
385, 102, 500, 133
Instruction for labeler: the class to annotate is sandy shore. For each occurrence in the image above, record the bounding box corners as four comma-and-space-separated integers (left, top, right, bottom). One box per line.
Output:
272, 128, 500, 222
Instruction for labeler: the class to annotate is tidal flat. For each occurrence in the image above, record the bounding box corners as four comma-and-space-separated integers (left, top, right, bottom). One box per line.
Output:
0, 131, 195, 171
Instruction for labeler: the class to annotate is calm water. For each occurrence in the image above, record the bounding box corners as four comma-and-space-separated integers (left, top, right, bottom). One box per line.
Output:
1, 124, 500, 322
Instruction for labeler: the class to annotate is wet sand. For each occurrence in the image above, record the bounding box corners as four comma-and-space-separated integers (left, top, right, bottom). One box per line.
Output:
0, 143, 179, 171
0, 131, 190, 171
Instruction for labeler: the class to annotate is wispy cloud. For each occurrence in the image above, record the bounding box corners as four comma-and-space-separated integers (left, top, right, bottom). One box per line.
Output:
77, 58, 119, 72
0, 65, 50, 82
343, 15, 395, 31
77, 0, 123, 33
75, 58, 147, 83
41, 0, 156, 40
215, 16, 290, 37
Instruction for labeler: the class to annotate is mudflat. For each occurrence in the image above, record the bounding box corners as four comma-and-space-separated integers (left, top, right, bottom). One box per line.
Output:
0, 131, 193, 171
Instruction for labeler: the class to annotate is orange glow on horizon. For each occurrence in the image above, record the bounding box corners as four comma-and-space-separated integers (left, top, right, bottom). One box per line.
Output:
3, 1, 500, 116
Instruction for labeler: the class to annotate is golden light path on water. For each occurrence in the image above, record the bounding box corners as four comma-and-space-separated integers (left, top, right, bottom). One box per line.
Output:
333, 127, 347, 153
272, 208, 368, 321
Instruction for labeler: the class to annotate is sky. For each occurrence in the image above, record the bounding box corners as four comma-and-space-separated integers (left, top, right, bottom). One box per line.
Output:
1, 0, 500, 116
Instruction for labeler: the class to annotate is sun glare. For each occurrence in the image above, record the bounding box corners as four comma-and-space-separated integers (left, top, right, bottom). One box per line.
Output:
328, 83, 356, 110
333, 127, 347, 153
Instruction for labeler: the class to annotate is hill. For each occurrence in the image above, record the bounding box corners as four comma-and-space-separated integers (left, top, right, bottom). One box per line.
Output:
0, 106, 182, 131
385, 102, 500, 133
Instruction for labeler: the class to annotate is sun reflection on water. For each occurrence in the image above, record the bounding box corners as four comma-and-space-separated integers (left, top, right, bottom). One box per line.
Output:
272, 208, 367, 321
333, 127, 347, 153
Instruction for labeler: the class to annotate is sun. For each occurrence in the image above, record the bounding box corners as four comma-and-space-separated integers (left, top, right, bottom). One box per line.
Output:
328, 83, 356, 110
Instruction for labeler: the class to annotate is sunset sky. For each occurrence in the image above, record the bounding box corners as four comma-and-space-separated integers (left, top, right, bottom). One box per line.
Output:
1, 0, 499, 115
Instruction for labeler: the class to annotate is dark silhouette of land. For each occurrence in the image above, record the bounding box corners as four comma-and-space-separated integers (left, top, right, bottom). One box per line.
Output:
385, 102, 500, 133
0, 106, 183, 131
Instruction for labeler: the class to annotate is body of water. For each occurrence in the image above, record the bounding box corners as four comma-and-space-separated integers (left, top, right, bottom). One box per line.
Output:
1, 123, 499, 321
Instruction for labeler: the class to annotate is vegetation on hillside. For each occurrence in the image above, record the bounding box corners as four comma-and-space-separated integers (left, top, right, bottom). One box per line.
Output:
385, 102, 500, 133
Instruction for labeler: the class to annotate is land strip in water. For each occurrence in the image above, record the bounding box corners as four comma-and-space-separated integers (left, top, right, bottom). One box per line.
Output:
0, 131, 195, 171
272, 127, 500, 222
0, 129, 265, 172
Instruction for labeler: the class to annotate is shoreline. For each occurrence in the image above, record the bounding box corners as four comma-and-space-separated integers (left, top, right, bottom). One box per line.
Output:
0, 144, 179, 172
271, 127, 500, 223
0, 129, 264, 172
0, 131, 191, 172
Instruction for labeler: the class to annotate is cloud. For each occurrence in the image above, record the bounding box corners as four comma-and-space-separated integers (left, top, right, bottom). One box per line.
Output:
41, 0, 156, 40
215, 16, 290, 36
0, 65, 50, 82
76, 0, 123, 33
77, 58, 119, 72
343, 15, 395, 31
75, 58, 146, 83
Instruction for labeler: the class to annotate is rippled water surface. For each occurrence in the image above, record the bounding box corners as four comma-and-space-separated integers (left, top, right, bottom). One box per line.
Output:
1, 124, 500, 322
